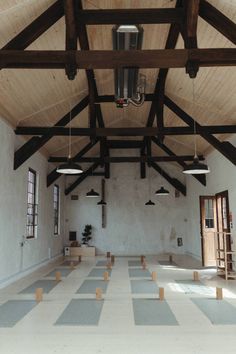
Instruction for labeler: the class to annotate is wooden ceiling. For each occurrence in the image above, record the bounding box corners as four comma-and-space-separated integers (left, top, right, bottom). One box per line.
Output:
0, 0, 236, 193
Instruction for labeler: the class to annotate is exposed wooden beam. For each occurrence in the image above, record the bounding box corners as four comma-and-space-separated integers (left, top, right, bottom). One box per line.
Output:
164, 95, 236, 166
1, 49, 236, 69
107, 140, 143, 149
64, 0, 77, 79
145, 0, 181, 147
183, 0, 199, 48
47, 139, 99, 187
65, 162, 100, 195
49, 155, 205, 163
199, 0, 236, 45
75, 8, 184, 25
151, 137, 206, 186
149, 161, 187, 196
2, 1, 64, 50
16, 125, 236, 137
14, 95, 88, 170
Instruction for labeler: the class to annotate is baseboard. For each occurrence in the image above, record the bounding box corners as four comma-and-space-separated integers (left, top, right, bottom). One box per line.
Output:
185, 250, 202, 261
0, 252, 63, 289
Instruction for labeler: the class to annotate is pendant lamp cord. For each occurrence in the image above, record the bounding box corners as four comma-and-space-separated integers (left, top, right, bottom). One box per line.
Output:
192, 79, 197, 159
68, 95, 72, 160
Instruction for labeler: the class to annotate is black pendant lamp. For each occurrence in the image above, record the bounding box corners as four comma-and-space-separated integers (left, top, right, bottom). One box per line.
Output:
86, 188, 99, 197
97, 199, 107, 205
145, 200, 155, 206
183, 156, 210, 175
57, 95, 83, 175
183, 79, 210, 175
155, 186, 169, 196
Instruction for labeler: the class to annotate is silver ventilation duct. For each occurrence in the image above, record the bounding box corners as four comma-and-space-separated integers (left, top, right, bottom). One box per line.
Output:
113, 25, 145, 108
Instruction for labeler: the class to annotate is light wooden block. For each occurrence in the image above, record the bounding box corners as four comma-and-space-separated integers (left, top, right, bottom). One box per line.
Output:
96, 287, 102, 300
152, 271, 157, 281
193, 271, 199, 281
103, 271, 109, 281
107, 262, 112, 269
35, 288, 43, 302
159, 287, 164, 301
216, 287, 223, 300
55, 271, 61, 282
107, 252, 111, 258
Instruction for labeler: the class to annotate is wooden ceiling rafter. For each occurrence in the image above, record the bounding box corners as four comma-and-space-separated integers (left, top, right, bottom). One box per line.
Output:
1, 1, 64, 51
199, 0, 236, 45
149, 161, 186, 196
47, 139, 99, 187
14, 95, 89, 170
65, 162, 100, 195
164, 96, 236, 166
151, 136, 206, 186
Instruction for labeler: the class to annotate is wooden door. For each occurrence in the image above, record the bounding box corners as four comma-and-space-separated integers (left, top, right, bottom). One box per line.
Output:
200, 196, 217, 266
215, 190, 231, 268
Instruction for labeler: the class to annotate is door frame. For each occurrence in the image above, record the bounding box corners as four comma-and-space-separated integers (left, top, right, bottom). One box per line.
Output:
199, 195, 217, 267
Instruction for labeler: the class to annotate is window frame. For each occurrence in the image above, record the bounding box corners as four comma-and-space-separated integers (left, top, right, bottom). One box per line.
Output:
26, 168, 38, 239
53, 184, 60, 235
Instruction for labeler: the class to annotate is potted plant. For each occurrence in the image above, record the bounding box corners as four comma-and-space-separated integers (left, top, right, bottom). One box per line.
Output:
81, 224, 92, 247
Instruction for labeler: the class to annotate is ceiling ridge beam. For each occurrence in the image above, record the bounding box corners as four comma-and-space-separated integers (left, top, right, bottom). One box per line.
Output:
47, 139, 99, 187
65, 162, 100, 195
151, 136, 206, 186
2, 1, 64, 50
149, 161, 186, 196
164, 95, 236, 166
199, 0, 236, 45
14, 95, 89, 170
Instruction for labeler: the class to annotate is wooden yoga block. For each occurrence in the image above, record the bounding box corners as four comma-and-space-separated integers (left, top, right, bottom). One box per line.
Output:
96, 287, 102, 300
107, 252, 111, 258
35, 288, 43, 302
107, 262, 112, 269
193, 271, 199, 281
159, 287, 164, 301
169, 255, 173, 263
55, 271, 61, 282
152, 271, 157, 281
111, 255, 115, 264
103, 271, 109, 281
216, 287, 223, 300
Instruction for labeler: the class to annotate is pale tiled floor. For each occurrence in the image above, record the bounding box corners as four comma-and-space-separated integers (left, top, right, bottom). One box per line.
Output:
0, 255, 236, 354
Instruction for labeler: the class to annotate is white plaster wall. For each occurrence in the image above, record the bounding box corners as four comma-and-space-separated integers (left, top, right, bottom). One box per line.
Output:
65, 160, 188, 256
185, 137, 236, 261
0, 118, 65, 285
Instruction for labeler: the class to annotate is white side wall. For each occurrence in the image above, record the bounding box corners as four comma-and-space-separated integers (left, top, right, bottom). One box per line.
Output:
65, 160, 188, 256
0, 118, 65, 286
185, 138, 236, 261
